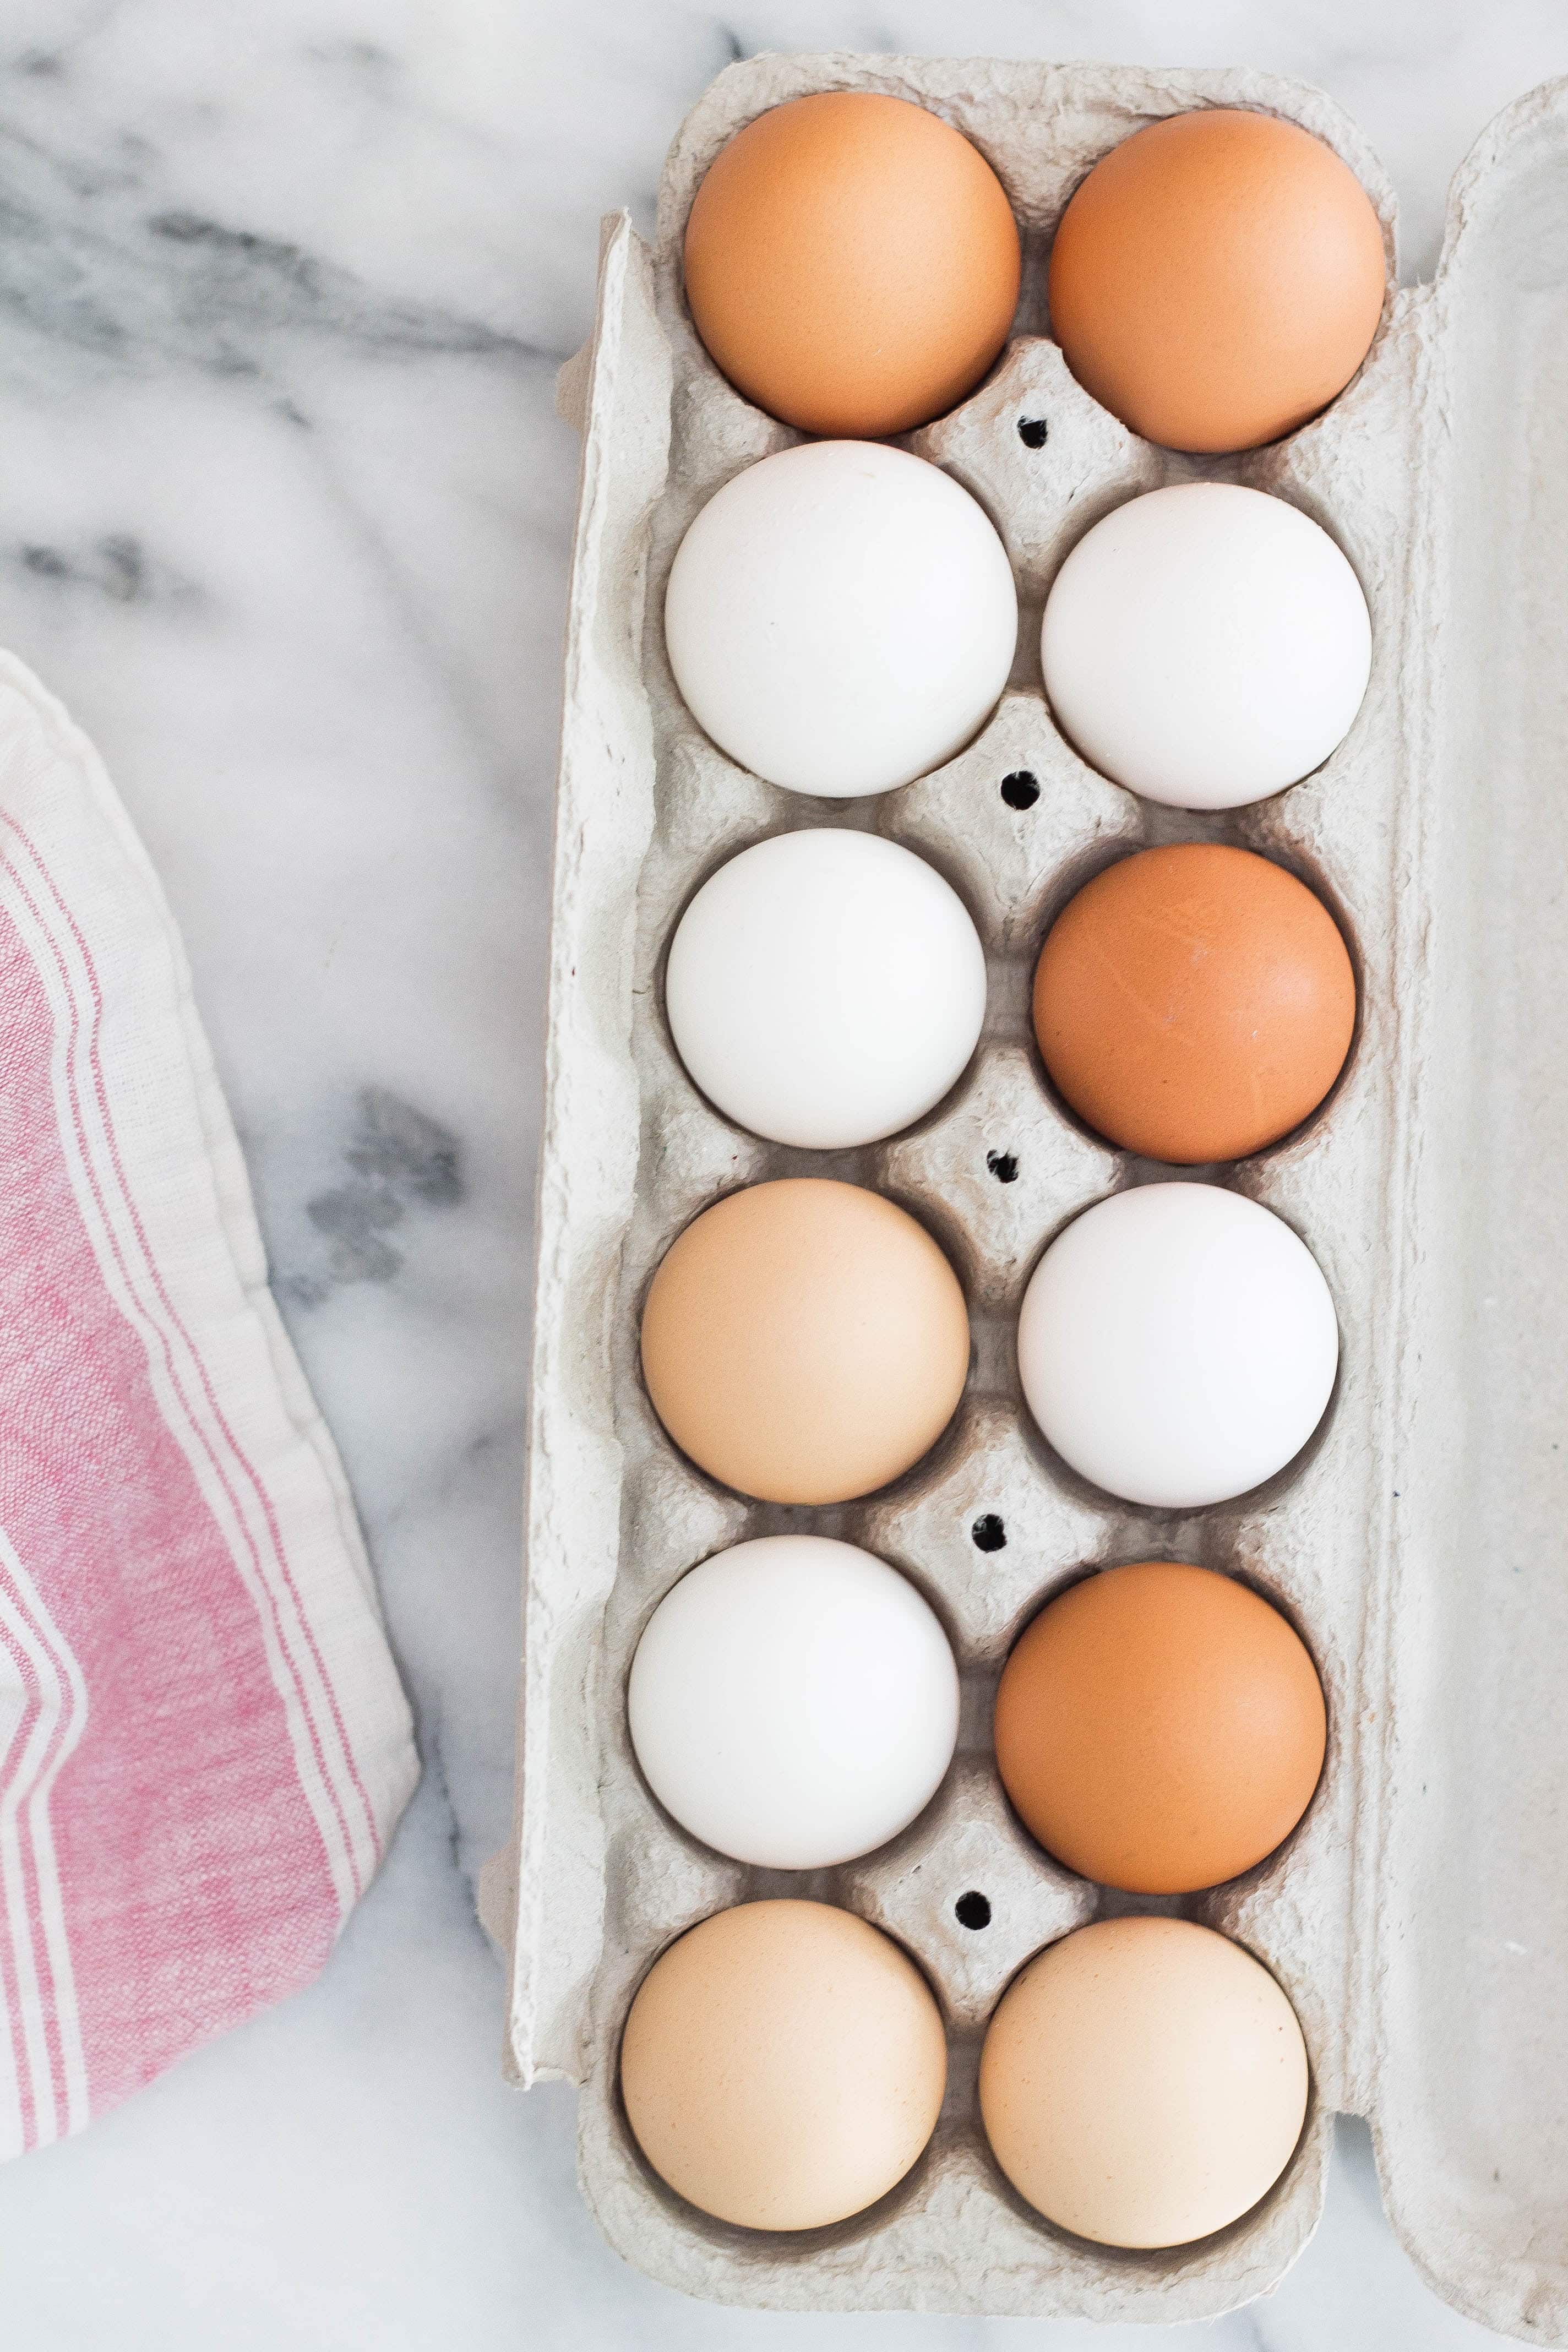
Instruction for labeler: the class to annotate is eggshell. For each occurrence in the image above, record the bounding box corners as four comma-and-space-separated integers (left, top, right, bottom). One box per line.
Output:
1039, 483, 1371, 810
1033, 843, 1356, 1163
640, 1178, 970, 1505
683, 91, 1021, 437
979, 1916, 1309, 2248
665, 442, 1017, 799
620, 1899, 947, 2231
1016, 1183, 1337, 1510
1048, 107, 1386, 453
994, 1561, 1326, 1893
628, 1535, 960, 1869
666, 829, 987, 1150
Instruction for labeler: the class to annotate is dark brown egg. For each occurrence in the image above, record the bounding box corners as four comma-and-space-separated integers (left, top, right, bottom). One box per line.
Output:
994, 1561, 1327, 1894
1033, 843, 1355, 1164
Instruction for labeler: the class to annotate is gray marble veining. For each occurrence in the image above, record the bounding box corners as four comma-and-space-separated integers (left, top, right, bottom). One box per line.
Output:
0, 2, 1548, 2343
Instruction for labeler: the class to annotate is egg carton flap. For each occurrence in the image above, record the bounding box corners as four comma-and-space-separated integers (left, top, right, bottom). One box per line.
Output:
498, 54, 1568, 2343
1376, 70, 1568, 2347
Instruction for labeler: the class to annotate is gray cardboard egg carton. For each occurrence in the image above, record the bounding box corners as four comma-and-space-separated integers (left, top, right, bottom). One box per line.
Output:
488, 53, 1568, 2340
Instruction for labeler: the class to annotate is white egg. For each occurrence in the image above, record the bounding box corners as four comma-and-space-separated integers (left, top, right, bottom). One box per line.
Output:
665, 442, 1018, 799
1017, 1183, 1338, 1509
628, 1536, 959, 1870
1039, 482, 1371, 810
665, 829, 987, 1150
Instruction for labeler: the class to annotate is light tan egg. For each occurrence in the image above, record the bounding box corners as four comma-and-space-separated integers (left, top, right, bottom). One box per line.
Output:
639, 1178, 970, 1506
620, 1899, 947, 2231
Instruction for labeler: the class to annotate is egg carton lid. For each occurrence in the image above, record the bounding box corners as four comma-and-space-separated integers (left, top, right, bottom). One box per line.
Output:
483, 57, 1568, 2344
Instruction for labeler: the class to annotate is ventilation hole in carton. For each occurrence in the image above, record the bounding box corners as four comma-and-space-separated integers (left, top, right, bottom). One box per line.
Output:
986, 1150, 1019, 1184
1016, 416, 1049, 449
1000, 770, 1039, 810
955, 1891, 992, 1930
971, 1513, 1006, 1553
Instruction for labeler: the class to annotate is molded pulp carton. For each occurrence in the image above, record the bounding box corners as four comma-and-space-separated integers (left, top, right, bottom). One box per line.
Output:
492, 55, 1568, 2339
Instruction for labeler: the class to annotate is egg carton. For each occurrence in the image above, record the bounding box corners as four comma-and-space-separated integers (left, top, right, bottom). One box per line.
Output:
487, 53, 1568, 2339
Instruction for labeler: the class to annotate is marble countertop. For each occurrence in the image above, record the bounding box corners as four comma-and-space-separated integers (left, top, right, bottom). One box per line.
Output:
0, 2, 1553, 2344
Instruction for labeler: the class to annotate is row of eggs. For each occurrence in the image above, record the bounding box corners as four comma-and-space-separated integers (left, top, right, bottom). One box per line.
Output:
642, 1177, 1336, 1513
668, 450, 1372, 811
681, 92, 1386, 455
632, 1545, 1324, 1890
622, 1901, 1309, 2249
672, 830, 1356, 1165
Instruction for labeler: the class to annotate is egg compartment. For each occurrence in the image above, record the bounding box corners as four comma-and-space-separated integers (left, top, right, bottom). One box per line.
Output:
494, 52, 1568, 2342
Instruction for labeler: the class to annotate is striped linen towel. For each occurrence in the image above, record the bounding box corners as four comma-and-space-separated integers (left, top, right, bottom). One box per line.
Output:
0, 650, 417, 2155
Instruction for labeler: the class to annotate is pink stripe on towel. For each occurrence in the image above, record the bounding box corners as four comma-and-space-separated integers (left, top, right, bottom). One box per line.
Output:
0, 654, 417, 2152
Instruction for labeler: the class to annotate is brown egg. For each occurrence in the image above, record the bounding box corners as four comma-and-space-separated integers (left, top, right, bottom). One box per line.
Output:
620, 1899, 947, 2231
683, 91, 1021, 437
994, 1561, 1326, 1894
640, 1178, 969, 1505
979, 1917, 1309, 2247
1033, 844, 1355, 1164
1048, 109, 1387, 453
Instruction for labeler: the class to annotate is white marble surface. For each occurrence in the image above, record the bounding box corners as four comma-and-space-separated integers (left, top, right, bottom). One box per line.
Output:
0, 1, 1555, 2343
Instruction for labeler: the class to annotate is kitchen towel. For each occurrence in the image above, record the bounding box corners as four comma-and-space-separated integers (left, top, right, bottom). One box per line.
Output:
0, 650, 417, 2155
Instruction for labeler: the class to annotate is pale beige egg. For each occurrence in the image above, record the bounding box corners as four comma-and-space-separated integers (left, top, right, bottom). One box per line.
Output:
979, 1916, 1309, 2247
